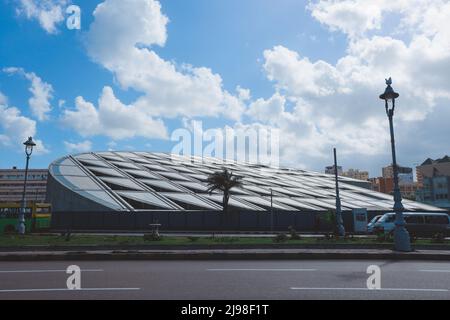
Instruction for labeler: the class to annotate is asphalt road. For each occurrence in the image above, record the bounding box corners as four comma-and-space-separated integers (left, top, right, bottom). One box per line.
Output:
1, 260, 450, 300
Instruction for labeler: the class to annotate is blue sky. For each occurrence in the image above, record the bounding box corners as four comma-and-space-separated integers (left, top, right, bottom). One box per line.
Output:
1, 0, 449, 177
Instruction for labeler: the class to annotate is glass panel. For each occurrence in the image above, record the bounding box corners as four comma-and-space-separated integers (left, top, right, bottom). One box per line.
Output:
157, 171, 192, 181
236, 196, 294, 210
241, 185, 272, 195
74, 154, 98, 161
116, 191, 174, 209
140, 179, 184, 192
203, 194, 264, 211
87, 167, 124, 177
53, 165, 86, 176
128, 157, 153, 164
160, 193, 219, 210
143, 164, 169, 172
111, 161, 140, 170
58, 176, 101, 190
297, 198, 337, 210
125, 169, 161, 179
100, 177, 144, 190
98, 154, 126, 162
286, 188, 327, 198
319, 198, 353, 210
77, 159, 110, 168
274, 197, 322, 210
171, 166, 196, 174
177, 181, 210, 192
242, 178, 273, 186
185, 173, 208, 181
77, 190, 124, 210
269, 187, 302, 197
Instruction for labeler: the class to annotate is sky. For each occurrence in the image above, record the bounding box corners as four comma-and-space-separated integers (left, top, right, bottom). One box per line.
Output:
0, 0, 449, 178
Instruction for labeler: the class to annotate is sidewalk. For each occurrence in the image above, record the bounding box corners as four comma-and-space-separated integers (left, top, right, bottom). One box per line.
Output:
1, 248, 450, 261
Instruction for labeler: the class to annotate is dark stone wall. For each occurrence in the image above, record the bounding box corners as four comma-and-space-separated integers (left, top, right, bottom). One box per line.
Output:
50, 210, 366, 232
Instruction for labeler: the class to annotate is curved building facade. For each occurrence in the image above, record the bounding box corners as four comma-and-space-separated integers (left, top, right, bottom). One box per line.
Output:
47, 152, 443, 231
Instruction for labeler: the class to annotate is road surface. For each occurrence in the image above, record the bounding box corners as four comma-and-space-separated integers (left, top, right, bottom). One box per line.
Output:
1, 260, 450, 300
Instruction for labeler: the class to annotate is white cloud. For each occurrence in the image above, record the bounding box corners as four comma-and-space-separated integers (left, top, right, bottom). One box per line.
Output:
64, 140, 92, 153
16, 0, 69, 34
250, 0, 450, 172
247, 93, 286, 124
3, 67, 54, 121
0, 103, 49, 154
84, 0, 245, 122
61, 86, 168, 140
308, 0, 385, 38
263, 46, 346, 97
236, 86, 251, 101
308, 0, 450, 39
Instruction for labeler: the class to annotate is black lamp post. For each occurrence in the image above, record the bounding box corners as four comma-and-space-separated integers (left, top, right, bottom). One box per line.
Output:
333, 148, 345, 237
18, 137, 36, 235
379, 78, 411, 252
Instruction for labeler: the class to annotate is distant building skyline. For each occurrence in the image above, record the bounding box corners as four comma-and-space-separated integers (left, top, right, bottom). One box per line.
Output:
415, 155, 450, 209
0, 168, 48, 204
382, 164, 414, 185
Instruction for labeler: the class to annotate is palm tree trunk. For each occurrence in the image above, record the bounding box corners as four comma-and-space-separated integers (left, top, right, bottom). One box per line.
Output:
223, 191, 229, 214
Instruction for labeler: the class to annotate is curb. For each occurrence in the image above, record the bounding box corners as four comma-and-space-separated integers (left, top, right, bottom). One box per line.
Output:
1, 243, 450, 252
1, 249, 450, 261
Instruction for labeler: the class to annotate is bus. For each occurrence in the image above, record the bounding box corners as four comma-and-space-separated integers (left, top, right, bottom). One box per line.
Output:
0, 202, 52, 234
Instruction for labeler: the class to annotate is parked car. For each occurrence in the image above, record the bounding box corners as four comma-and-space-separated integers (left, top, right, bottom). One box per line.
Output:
367, 215, 382, 234
372, 212, 450, 237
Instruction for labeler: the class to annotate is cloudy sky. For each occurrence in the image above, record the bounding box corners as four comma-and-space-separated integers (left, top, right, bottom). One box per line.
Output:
0, 0, 449, 177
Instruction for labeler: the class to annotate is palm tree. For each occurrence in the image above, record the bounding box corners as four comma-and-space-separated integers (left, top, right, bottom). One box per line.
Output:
206, 168, 243, 214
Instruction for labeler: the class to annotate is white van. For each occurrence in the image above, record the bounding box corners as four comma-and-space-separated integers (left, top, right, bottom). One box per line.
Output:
367, 215, 382, 234
372, 212, 450, 237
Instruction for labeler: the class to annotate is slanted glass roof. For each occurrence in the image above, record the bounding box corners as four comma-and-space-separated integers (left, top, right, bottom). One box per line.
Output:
48, 152, 445, 213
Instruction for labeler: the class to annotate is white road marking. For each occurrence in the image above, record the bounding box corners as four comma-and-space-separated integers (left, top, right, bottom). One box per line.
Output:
0, 269, 103, 273
208, 269, 317, 272
0, 288, 140, 293
419, 270, 450, 273
291, 287, 448, 292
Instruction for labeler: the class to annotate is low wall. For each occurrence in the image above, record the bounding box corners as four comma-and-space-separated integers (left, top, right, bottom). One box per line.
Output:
50, 210, 370, 232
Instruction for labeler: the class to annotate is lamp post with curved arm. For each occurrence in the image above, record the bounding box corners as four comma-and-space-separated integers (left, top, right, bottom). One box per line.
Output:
18, 137, 36, 235
379, 78, 411, 252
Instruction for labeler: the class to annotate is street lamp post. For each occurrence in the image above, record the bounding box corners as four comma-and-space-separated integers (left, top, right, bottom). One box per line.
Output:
333, 148, 345, 237
379, 78, 411, 252
18, 137, 36, 235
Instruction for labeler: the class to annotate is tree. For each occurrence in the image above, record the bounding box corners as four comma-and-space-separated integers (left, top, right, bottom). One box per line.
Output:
206, 168, 243, 214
